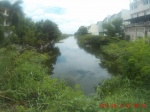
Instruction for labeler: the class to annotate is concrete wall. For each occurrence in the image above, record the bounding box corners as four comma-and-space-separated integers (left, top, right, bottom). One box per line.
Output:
97, 21, 103, 33
121, 9, 130, 20
124, 27, 137, 41
136, 27, 145, 37
124, 26, 150, 41
146, 27, 150, 36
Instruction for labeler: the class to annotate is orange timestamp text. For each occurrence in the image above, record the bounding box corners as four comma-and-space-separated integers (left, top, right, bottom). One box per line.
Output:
99, 103, 146, 108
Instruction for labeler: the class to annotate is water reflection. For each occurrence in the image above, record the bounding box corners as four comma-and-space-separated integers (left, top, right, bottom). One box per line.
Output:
51, 36, 110, 95
38, 46, 61, 74
76, 37, 119, 75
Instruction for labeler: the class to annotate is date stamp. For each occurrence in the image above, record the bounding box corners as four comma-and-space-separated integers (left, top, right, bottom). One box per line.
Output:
99, 103, 146, 108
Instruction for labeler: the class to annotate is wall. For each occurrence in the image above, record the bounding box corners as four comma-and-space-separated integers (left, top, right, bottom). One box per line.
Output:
125, 25, 150, 40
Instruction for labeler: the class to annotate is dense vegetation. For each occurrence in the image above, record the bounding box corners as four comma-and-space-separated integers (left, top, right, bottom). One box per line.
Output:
97, 38, 150, 111
0, 1, 100, 111
102, 17, 124, 38
75, 31, 150, 111
0, 45, 100, 111
1, 0, 150, 111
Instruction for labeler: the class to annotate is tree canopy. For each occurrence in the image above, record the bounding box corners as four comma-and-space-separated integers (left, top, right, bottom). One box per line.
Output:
75, 26, 88, 35
35, 20, 61, 44
103, 17, 124, 38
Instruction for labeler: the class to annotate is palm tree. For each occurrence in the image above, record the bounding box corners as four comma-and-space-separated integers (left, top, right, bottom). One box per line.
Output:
10, 0, 24, 27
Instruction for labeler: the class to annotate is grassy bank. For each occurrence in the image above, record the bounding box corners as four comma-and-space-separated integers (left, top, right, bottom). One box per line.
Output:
0, 45, 99, 112
76, 34, 150, 111
1, 33, 150, 111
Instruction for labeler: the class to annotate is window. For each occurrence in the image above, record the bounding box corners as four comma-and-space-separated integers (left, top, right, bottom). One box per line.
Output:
130, 4, 138, 10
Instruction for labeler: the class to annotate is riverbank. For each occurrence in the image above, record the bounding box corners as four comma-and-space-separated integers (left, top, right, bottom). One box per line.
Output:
0, 35, 150, 111
75, 34, 150, 111
0, 44, 99, 112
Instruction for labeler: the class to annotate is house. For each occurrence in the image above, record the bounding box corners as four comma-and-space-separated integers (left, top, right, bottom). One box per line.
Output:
0, 7, 10, 26
99, 10, 130, 37
88, 24, 99, 35
116, 9, 130, 25
124, 0, 150, 40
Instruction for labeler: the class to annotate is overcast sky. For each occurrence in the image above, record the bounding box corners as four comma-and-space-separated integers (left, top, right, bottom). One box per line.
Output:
16, 0, 130, 34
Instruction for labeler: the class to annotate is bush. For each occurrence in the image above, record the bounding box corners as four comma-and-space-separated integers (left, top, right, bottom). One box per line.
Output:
102, 39, 150, 87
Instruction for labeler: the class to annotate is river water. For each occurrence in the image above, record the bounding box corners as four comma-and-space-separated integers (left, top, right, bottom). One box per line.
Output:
51, 36, 110, 95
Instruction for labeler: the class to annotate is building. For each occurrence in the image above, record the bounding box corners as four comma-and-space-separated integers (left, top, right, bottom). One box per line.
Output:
88, 24, 99, 35
124, 0, 150, 40
116, 9, 130, 25
103, 15, 112, 23
99, 10, 130, 37
0, 7, 10, 26
97, 21, 104, 36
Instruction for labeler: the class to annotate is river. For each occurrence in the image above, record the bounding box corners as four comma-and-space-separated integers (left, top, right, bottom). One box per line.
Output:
51, 36, 110, 95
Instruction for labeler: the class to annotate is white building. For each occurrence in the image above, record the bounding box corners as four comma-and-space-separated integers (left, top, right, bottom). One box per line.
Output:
88, 24, 99, 35
124, 0, 150, 40
103, 15, 111, 23
97, 21, 103, 35
99, 10, 130, 36
0, 7, 9, 26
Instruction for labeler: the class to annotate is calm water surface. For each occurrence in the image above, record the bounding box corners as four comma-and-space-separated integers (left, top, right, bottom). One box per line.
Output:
51, 36, 110, 95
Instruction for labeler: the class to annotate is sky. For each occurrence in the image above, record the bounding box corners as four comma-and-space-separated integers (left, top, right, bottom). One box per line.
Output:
13, 0, 130, 34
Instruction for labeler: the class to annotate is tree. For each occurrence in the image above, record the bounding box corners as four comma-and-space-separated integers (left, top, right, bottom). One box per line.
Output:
0, 26, 4, 44
35, 20, 61, 45
22, 18, 36, 46
76, 26, 88, 35
103, 17, 124, 38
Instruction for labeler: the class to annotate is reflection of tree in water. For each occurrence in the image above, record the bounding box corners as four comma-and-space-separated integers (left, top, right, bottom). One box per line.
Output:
76, 38, 119, 75
38, 45, 61, 75
99, 54, 120, 75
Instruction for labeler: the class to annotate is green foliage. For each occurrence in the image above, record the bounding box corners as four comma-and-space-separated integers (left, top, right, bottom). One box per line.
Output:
75, 34, 110, 48
96, 76, 150, 112
1, 26, 20, 46
76, 34, 150, 111
35, 20, 61, 44
23, 30, 36, 46
75, 26, 88, 35
0, 1, 61, 48
0, 45, 100, 112
103, 17, 124, 38
102, 39, 150, 87
0, 26, 4, 44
